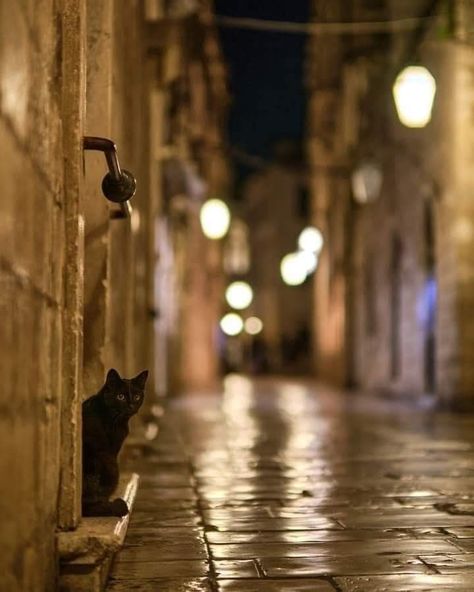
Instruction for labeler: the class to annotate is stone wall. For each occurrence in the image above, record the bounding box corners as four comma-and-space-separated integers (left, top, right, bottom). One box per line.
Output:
0, 0, 67, 589
0, 1, 229, 588
168, 8, 231, 392
306, 0, 348, 385
0, 0, 152, 586
350, 15, 474, 403
306, 0, 474, 403
424, 39, 474, 404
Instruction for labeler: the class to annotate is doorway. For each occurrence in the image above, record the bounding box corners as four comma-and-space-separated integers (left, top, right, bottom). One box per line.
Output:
390, 234, 402, 381
423, 201, 436, 394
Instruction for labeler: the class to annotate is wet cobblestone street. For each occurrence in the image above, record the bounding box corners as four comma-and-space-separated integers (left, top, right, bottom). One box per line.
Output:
107, 377, 474, 591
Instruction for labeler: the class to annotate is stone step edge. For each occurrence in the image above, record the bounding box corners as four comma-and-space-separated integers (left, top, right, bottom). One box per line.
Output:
57, 472, 139, 592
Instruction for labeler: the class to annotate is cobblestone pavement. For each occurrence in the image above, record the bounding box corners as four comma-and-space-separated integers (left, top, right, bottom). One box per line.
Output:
107, 376, 474, 591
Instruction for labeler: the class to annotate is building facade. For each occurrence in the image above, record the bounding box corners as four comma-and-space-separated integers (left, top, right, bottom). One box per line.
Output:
0, 1, 228, 590
306, 0, 474, 404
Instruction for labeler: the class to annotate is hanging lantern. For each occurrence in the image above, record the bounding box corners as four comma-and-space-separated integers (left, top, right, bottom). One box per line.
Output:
351, 160, 383, 204
393, 66, 436, 128
200, 198, 231, 239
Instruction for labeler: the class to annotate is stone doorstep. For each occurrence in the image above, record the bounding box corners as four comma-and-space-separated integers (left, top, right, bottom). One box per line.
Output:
58, 473, 139, 592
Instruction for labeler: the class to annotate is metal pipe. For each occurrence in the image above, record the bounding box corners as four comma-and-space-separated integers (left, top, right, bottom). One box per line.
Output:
110, 201, 133, 219
83, 136, 136, 219
83, 136, 122, 179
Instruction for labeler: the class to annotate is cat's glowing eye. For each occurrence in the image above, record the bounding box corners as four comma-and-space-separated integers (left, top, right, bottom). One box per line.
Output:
134, 394, 140, 401
117, 394, 125, 401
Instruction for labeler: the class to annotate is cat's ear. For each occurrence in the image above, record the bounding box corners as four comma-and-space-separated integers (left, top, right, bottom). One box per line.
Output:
106, 368, 122, 386
132, 370, 148, 390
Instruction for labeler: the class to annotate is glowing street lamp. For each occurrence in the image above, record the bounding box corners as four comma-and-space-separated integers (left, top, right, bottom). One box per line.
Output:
225, 281, 253, 310
298, 226, 324, 254
200, 198, 231, 239
393, 66, 436, 128
280, 252, 308, 286
244, 316, 263, 335
220, 313, 244, 336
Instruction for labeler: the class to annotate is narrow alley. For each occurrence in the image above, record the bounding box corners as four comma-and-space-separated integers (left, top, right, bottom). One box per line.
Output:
2, 1, 474, 590
108, 376, 474, 591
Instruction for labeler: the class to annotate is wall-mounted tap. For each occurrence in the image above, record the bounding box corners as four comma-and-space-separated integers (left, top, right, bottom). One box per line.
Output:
83, 136, 136, 219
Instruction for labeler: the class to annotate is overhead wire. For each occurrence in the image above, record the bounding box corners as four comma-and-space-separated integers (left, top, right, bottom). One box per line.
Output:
215, 15, 440, 36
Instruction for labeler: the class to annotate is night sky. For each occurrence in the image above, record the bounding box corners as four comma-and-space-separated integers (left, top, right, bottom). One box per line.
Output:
214, 0, 309, 187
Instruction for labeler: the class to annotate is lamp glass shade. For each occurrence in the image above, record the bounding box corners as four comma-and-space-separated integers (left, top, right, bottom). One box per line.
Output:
393, 66, 436, 128
200, 198, 231, 239
352, 161, 383, 204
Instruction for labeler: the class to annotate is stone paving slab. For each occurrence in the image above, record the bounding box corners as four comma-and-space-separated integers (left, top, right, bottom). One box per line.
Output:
206, 528, 446, 544
204, 506, 354, 519
217, 579, 336, 591
109, 559, 208, 580
130, 486, 196, 499
127, 510, 201, 529
213, 559, 261, 578
419, 552, 474, 572
106, 378, 474, 591
208, 539, 458, 559
206, 517, 342, 531
260, 555, 432, 577
107, 578, 212, 591
338, 510, 474, 529
124, 527, 205, 546
447, 538, 474, 551
133, 473, 193, 488
119, 541, 207, 561
335, 573, 474, 591
133, 498, 197, 511
444, 527, 474, 538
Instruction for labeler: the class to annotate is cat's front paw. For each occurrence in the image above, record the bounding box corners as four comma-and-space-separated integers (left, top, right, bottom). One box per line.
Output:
111, 498, 129, 517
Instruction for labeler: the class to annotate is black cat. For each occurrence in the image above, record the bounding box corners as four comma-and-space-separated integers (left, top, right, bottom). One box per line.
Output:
82, 368, 148, 517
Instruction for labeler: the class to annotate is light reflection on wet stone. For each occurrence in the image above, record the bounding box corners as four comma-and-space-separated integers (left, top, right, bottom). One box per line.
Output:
108, 579, 212, 592
209, 539, 458, 559
260, 554, 431, 577
217, 579, 334, 591
336, 574, 474, 591
107, 377, 474, 590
